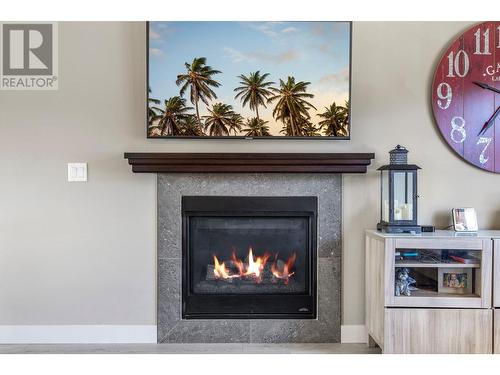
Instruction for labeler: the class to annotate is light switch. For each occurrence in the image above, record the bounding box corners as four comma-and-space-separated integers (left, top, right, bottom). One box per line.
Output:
67, 163, 87, 182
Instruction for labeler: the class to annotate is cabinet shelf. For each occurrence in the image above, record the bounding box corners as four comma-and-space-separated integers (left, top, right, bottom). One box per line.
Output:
395, 261, 480, 268
398, 289, 479, 299
393, 288, 482, 308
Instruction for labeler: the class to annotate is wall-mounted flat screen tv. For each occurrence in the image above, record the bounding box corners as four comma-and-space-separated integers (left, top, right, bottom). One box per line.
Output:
147, 21, 351, 139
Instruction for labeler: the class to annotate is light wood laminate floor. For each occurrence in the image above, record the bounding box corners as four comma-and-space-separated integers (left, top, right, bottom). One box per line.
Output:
0, 343, 380, 354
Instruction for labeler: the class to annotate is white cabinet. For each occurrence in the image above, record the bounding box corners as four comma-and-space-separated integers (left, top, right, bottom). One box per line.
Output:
366, 230, 494, 354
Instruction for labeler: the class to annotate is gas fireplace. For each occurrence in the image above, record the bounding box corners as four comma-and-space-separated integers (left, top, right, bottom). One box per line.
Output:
182, 196, 317, 319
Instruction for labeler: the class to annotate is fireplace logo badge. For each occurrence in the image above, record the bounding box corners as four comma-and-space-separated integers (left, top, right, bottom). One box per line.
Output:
0, 22, 58, 90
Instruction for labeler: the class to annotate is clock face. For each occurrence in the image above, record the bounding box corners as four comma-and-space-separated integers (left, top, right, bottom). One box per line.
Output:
432, 22, 500, 173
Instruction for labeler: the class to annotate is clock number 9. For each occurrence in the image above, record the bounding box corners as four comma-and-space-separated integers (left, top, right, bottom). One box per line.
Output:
450, 116, 466, 143
447, 50, 469, 78
436, 83, 452, 109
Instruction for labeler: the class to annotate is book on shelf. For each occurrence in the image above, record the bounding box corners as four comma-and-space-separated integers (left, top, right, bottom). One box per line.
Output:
449, 255, 480, 264
400, 251, 418, 257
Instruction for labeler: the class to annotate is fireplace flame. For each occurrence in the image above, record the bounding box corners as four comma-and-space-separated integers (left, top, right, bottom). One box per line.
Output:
213, 255, 232, 279
243, 247, 270, 279
231, 249, 245, 275
212, 247, 296, 284
271, 253, 296, 284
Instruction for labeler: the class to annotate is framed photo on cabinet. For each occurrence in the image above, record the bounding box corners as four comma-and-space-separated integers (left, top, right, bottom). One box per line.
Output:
438, 268, 473, 295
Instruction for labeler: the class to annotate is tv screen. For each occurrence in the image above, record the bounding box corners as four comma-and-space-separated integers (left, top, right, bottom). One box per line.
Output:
147, 21, 351, 139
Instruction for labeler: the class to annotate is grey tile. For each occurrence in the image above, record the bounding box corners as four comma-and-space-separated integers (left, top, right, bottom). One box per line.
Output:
318, 257, 341, 338
163, 320, 251, 343
157, 177, 182, 259
318, 257, 341, 314
157, 258, 182, 341
317, 191, 342, 258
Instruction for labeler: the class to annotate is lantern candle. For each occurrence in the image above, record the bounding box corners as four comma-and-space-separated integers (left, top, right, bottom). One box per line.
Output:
394, 207, 402, 221
401, 203, 413, 220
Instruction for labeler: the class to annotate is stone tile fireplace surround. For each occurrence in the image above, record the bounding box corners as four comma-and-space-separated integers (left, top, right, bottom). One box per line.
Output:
157, 173, 341, 343
124, 152, 374, 343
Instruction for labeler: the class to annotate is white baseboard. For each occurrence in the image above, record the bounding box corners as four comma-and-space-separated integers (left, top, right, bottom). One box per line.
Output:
0, 325, 157, 344
340, 325, 367, 343
1, 324, 363, 344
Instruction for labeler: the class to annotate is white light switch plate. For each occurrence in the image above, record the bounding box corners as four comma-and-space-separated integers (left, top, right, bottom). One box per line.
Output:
67, 163, 87, 182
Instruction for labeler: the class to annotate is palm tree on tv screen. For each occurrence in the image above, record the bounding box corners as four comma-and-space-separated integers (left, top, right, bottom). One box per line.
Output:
318, 102, 348, 137
148, 86, 161, 128
176, 57, 221, 125
203, 103, 241, 136
300, 118, 321, 136
268, 76, 316, 136
242, 117, 271, 137
181, 116, 206, 136
151, 96, 193, 136
228, 113, 244, 135
343, 99, 350, 135
234, 71, 274, 121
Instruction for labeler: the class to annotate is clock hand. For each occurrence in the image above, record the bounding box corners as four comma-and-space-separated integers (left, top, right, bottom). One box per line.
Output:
478, 106, 500, 136
473, 81, 500, 95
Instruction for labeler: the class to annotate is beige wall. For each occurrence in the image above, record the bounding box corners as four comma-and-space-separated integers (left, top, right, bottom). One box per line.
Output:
3, 21, 497, 327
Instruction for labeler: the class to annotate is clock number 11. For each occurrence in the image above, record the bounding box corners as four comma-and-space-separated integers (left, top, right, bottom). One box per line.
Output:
473, 26, 500, 53
474, 28, 491, 55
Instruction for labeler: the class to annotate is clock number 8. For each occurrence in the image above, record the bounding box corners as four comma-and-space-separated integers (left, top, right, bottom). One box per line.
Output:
450, 116, 466, 143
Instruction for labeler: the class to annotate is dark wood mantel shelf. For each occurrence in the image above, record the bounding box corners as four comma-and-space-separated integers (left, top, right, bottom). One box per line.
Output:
124, 153, 375, 173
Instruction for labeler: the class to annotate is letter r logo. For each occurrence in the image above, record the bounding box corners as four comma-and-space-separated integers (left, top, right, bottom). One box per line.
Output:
2, 24, 53, 75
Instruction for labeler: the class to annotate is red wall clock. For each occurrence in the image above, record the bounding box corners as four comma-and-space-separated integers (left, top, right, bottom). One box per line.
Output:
432, 22, 500, 173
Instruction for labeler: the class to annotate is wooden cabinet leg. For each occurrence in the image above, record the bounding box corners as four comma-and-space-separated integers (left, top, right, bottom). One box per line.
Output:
367, 334, 379, 348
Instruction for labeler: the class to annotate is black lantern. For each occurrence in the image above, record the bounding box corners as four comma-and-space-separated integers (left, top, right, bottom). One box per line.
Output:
377, 145, 421, 234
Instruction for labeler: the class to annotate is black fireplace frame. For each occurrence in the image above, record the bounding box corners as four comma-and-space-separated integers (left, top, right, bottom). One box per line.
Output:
182, 196, 317, 319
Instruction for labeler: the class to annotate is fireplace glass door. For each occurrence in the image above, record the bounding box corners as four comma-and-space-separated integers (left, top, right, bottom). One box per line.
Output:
190, 216, 308, 294
182, 196, 317, 319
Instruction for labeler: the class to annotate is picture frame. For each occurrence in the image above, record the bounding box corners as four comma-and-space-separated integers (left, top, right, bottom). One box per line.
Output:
146, 21, 352, 139
437, 267, 473, 295
452, 208, 478, 232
